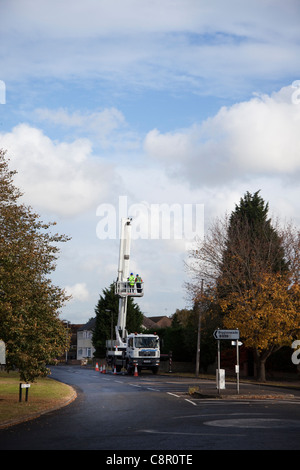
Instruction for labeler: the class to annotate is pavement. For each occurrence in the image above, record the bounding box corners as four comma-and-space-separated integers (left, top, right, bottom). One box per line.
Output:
1, 368, 299, 430
190, 379, 300, 400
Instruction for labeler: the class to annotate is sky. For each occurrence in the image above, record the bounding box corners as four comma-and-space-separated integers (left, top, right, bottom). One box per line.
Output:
1, 0, 300, 324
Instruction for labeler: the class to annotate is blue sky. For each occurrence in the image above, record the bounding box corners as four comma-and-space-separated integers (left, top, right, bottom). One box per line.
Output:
1, 0, 300, 324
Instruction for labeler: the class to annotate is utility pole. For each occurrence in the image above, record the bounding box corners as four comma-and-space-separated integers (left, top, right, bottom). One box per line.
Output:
195, 279, 204, 377
63, 319, 70, 364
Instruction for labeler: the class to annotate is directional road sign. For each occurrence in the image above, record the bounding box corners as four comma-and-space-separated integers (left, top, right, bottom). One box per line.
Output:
213, 329, 239, 340
231, 340, 243, 346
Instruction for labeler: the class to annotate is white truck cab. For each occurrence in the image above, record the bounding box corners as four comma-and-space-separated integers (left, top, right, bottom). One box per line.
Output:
126, 333, 160, 374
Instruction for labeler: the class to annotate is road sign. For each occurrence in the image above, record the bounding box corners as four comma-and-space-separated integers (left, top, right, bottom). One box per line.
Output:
214, 329, 240, 395
231, 340, 243, 346
213, 329, 239, 340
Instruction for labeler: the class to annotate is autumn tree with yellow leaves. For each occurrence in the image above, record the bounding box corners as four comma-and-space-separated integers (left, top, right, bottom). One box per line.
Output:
187, 191, 300, 381
221, 270, 300, 381
0, 149, 71, 382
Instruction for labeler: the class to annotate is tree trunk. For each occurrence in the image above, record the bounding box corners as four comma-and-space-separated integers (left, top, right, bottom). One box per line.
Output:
253, 349, 269, 382
256, 358, 267, 382
254, 345, 282, 382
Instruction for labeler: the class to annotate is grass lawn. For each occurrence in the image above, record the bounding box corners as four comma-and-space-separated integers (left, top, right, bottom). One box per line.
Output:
0, 371, 76, 427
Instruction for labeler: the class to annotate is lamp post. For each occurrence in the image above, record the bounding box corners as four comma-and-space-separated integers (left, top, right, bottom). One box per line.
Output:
105, 309, 112, 350
62, 319, 70, 363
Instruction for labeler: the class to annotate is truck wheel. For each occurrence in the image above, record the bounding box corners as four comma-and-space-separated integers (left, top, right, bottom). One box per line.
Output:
152, 367, 158, 375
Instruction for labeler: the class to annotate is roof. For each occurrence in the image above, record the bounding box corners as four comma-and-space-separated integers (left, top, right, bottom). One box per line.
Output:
147, 316, 173, 328
142, 316, 158, 329
78, 317, 96, 331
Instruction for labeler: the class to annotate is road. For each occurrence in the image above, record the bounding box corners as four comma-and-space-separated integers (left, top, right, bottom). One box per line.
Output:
0, 366, 300, 452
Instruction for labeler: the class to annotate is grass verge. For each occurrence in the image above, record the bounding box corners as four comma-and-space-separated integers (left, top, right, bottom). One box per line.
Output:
0, 371, 76, 428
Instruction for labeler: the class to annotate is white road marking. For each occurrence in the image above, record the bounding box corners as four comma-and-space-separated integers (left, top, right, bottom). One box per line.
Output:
167, 392, 180, 398
185, 399, 197, 406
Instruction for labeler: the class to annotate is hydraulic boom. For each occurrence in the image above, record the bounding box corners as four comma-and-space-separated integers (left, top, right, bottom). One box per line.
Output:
106, 217, 160, 374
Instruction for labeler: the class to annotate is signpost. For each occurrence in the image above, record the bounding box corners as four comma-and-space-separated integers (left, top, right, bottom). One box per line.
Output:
0, 340, 6, 369
213, 329, 240, 394
19, 383, 31, 402
231, 340, 242, 395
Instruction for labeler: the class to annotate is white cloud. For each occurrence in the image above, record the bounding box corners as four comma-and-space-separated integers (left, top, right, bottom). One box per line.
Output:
3, 0, 299, 40
2, 1, 300, 96
144, 128, 196, 164
65, 283, 90, 302
144, 85, 300, 186
36, 107, 124, 130
35, 107, 129, 146
33, 107, 140, 153
0, 123, 115, 216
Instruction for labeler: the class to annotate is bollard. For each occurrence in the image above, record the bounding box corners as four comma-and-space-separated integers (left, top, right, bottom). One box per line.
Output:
169, 351, 172, 373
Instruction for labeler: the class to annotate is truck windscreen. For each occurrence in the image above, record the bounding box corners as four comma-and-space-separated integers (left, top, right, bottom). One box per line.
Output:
134, 337, 158, 348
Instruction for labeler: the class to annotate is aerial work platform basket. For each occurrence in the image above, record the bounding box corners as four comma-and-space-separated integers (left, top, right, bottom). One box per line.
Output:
115, 281, 144, 297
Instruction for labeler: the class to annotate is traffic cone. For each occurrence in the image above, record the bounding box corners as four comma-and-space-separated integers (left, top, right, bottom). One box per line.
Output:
95, 362, 99, 372
134, 364, 138, 377
113, 365, 117, 375
102, 364, 106, 374
100, 365, 103, 373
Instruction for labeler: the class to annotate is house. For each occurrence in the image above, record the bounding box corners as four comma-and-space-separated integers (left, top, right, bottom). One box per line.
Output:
68, 324, 83, 361
77, 318, 96, 361
58, 322, 83, 363
148, 316, 172, 328
141, 315, 158, 330
141, 315, 172, 329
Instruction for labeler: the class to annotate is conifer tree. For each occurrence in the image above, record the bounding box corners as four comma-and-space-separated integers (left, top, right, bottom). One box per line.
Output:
92, 283, 143, 357
219, 190, 289, 296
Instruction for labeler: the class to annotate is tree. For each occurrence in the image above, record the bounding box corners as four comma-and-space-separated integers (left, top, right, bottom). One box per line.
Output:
219, 191, 289, 297
168, 309, 196, 361
186, 191, 300, 381
164, 304, 218, 369
221, 270, 300, 381
92, 282, 143, 357
219, 191, 299, 381
0, 149, 70, 382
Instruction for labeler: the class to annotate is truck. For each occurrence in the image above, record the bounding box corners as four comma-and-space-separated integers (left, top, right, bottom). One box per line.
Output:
106, 217, 160, 375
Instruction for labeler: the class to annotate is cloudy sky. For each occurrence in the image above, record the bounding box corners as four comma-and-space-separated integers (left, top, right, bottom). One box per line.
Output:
1, 0, 300, 324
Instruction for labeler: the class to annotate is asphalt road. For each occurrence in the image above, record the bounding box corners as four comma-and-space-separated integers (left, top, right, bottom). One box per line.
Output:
1, 366, 300, 453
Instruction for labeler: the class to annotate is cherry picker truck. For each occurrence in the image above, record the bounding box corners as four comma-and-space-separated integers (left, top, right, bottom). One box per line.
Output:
106, 217, 160, 375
